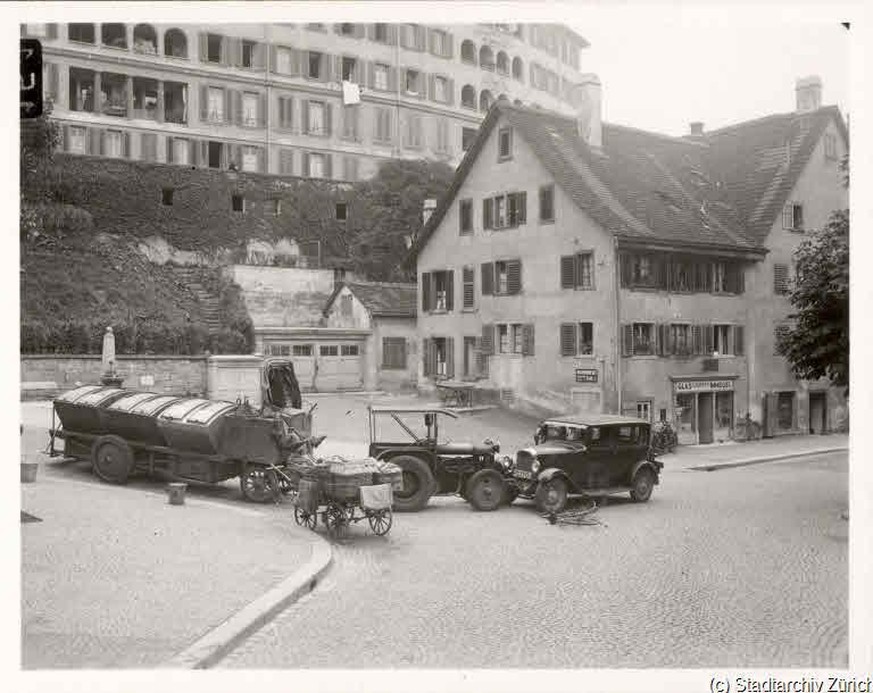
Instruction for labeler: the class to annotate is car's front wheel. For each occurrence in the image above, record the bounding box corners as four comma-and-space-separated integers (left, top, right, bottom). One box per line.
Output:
388, 455, 435, 512
535, 476, 569, 514
629, 467, 655, 502
465, 469, 505, 511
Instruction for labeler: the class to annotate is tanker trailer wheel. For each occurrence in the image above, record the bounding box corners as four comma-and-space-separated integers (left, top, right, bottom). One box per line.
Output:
240, 464, 280, 504
90, 435, 134, 485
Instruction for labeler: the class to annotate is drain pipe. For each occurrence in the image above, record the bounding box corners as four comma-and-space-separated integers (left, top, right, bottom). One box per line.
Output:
614, 235, 622, 415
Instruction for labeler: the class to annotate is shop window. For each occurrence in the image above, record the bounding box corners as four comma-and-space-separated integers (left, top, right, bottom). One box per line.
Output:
675, 393, 695, 436
777, 391, 795, 430
715, 392, 733, 429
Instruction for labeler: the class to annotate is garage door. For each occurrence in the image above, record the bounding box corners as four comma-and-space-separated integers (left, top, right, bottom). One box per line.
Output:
316, 343, 363, 391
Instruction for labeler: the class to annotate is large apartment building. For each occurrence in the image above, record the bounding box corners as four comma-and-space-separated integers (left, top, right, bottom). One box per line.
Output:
22, 21, 591, 180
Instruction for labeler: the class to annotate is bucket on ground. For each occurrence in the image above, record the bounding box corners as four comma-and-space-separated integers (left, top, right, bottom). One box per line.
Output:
167, 482, 187, 505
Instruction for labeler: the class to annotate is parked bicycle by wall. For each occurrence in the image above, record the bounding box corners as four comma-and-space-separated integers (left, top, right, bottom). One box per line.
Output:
650, 420, 678, 456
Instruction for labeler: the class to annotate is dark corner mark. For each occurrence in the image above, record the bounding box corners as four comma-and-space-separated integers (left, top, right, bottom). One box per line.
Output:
842, 22, 850, 30
21, 511, 43, 523
20, 38, 43, 119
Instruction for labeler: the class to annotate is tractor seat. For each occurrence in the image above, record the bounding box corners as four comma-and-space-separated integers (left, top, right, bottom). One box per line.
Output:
435, 442, 495, 455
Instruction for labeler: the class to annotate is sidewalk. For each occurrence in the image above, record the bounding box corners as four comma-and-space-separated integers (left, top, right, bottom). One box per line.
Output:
20, 453, 331, 669
660, 432, 849, 471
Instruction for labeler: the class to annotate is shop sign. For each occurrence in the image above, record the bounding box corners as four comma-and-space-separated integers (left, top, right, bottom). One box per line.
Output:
575, 368, 598, 383
674, 379, 734, 393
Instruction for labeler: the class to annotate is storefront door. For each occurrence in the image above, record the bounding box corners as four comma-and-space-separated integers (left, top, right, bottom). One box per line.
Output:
809, 392, 828, 434
698, 392, 714, 444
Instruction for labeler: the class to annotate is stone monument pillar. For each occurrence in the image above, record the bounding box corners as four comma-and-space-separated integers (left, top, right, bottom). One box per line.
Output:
100, 326, 124, 387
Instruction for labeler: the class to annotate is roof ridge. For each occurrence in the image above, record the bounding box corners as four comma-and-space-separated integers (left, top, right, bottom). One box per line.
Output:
705, 105, 840, 137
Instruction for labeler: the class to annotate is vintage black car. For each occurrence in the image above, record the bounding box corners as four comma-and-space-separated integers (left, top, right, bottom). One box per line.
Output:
367, 405, 513, 512
511, 415, 663, 514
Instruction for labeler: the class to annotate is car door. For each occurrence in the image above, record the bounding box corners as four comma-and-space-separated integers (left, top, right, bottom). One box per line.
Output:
580, 425, 612, 489
611, 424, 640, 485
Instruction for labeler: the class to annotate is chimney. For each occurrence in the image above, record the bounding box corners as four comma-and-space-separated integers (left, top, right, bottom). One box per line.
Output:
574, 74, 602, 149
689, 121, 705, 137
422, 198, 437, 225
795, 75, 822, 113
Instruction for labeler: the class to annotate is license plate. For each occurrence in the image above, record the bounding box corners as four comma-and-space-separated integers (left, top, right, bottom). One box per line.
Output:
514, 470, 531, 480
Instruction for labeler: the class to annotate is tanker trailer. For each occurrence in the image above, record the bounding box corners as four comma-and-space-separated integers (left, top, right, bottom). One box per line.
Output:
49, 359, 316, 503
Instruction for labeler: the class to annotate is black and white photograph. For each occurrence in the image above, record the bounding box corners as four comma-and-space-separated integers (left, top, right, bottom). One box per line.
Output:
9, 1, 869, 691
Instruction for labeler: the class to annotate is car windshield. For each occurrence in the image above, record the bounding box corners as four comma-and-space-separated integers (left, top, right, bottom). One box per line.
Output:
373, 411, 442, 443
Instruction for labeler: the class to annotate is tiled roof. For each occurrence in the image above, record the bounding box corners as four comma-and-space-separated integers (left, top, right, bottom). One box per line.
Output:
324, 281, 417, 318
408, 100, 846, 262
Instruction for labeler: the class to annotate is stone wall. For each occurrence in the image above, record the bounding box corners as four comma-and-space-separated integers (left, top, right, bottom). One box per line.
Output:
21, 355, 209, 397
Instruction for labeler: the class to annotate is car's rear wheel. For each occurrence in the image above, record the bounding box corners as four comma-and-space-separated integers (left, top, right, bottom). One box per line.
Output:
535, 476, 569, 514
388, 455, 435, 512
465, 469, 505, 511
629, 467, 655, 502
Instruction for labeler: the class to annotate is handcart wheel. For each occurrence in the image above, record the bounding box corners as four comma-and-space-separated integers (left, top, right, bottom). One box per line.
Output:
294, 506, 318, 530
325, 503, 348, 538
367, 508, 393, 536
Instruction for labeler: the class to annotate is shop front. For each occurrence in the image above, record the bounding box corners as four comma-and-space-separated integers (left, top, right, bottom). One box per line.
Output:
670, 375, 739, 445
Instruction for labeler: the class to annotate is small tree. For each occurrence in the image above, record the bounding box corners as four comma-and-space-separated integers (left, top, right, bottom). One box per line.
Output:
776, 208, 849, 390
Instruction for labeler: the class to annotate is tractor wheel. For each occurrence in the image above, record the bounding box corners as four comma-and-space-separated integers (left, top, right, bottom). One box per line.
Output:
388, 455, 435, 512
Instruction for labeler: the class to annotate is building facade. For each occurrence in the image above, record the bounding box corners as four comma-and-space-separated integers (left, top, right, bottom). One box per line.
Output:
23, 21, 591, 181
410, 78, 848, 444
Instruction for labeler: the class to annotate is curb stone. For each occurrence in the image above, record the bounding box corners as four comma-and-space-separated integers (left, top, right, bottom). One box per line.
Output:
162, 536, 332, 669
686, 446, 849, 472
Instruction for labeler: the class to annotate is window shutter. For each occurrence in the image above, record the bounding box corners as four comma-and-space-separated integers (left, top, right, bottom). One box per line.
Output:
61, 124, 70, 152
462, 267, 474, 308
481, 324, 494, 355
445, 270, 454, 311
324, 153, 333, 179
367, 62, 376, 89
737, 266, 745, 294
774, 263, 789, 294
224, 89, 233, 125
388, 66, 398, 92
482, 198, 492, 229
422, 338, 432, 376
200, 85, 208, 121
421, 272, 432, 311
734, 325, 745, 356
507, 260, 522, 295
518, 192, 527, 224
302, 100, 310, 133
259, 93, 267, 127
658, 323, 669, 356
122, 131, 130, 158
560, 255, 576, 289
782, 204, 793, 229
199, 32, 208, 62
446, 78, 455, 106
691, 324, 703, 355
446, 337, 455, 378
325, 103, 333, 136
480, 262, 494, 296
45, 63, 59, 102
270, 45, 278, 73
619, 253, 631, 287
521, 324, 535, 356
428, 73, 436, 101
560, 324, 576, 356
617, 324, 629, 357
302, 151, 310, 176
280, 148, 293, 175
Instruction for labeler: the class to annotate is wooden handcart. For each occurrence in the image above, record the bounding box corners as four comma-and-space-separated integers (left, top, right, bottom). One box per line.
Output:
292, 477, 394, 537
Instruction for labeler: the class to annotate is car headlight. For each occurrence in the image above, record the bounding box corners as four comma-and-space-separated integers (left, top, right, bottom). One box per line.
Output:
531, 458, 541, 474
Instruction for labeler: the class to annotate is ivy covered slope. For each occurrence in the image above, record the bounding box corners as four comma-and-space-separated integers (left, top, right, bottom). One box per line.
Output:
21, 111, 455, 354
21, 114, 253, 355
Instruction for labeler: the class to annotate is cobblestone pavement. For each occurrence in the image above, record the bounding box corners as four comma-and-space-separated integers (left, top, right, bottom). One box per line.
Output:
221, 451, 848, 669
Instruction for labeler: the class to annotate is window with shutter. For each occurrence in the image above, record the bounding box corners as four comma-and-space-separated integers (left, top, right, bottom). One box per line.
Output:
506, 260, 522, 295
459, 199, 473, 235
481, 325, 494, 355
539, 184, 555, 222
578, 323, 593, 355
421, 271, 432, 311
483, 198, 493, 229
445, 270, 454, 311
560, 324, 576, 356
481, 262, 494, 295
445, 337, 455, 378
520, 324, 535, 356
462, 266, 474, 308
774, 263, 789, 294
621, 324, 633, 357
422, 338, 432, 376
735, 325, 745, 356
692, 324, 703, 355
